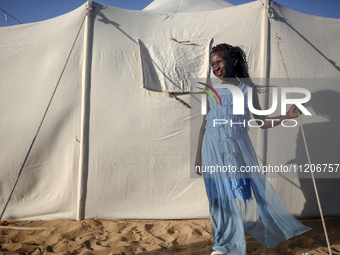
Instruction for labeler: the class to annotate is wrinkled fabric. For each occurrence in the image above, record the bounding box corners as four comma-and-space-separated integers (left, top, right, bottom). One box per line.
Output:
201, 83, 310, 254
139, 38, 211, 92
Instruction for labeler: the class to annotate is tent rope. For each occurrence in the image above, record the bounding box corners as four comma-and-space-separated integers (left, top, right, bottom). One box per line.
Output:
0, 7, 23, 24
264, 4, 333, 255
0, 13, 87, 221
169, 92, 191, 108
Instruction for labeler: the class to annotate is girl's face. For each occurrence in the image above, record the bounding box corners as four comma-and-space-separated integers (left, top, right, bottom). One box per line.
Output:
210, 50, 237, 79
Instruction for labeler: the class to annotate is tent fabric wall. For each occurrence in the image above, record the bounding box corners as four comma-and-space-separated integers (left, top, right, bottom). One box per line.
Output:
84, 2, 263, 220
262, 2, 340, 218
0, 5, 86, 220
0, 1, 339, 220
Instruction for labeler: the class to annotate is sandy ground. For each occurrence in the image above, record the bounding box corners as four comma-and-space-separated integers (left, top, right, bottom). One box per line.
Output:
0, 218, 339, 255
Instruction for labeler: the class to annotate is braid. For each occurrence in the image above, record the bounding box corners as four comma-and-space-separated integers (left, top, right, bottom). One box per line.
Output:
210, 43, 265, 92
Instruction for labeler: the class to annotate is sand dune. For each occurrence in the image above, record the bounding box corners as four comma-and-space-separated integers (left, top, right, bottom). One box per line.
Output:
0, 218, 339, 254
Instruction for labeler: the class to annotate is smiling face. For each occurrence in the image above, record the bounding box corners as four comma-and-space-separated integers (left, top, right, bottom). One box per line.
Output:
210, 50, 237, 79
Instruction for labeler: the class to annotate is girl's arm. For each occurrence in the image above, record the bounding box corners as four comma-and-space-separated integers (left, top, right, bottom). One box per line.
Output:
195, 94, 209, 175
252, 88, 302, 129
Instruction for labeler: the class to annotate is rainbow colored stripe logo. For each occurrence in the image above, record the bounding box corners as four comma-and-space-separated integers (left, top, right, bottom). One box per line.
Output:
196, 82, 223, 106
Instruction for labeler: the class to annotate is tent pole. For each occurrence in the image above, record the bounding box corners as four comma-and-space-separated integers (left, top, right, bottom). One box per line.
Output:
256, 0, 270, 165
260, 0, 270, 80
77, 0, 93, 221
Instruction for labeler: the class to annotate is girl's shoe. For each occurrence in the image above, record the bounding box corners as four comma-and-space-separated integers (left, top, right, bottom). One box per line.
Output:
211, 251, 225, 255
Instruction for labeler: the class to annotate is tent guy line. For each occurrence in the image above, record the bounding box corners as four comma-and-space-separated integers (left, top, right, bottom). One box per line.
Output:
0, 7, 23, 24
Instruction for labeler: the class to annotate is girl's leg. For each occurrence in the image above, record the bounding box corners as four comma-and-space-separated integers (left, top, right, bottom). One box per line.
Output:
205, 179, 247, 255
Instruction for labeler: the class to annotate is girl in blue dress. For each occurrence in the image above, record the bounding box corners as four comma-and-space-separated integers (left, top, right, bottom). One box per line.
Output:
195, 43, 310, 255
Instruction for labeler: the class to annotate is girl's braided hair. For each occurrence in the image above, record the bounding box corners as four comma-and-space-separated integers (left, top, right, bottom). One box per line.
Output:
210, 43, 264, 92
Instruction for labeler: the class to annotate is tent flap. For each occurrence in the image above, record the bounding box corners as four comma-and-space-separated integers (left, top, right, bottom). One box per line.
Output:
139, 38, 212, 92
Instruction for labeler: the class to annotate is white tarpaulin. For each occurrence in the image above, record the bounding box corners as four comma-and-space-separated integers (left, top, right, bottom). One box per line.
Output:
0, 0, 339, 220
139, 38, 212, 92
0, 5, 85, 219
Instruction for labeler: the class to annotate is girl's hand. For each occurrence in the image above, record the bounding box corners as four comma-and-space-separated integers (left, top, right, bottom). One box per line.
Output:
286, 104, 302, 119
195, 157, 202, 176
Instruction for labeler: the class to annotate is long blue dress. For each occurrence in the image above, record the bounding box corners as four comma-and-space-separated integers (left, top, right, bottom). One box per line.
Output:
201, 83, 310, 254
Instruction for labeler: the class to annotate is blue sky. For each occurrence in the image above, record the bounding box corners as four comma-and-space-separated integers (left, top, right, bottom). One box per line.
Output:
0, 0, 339, 27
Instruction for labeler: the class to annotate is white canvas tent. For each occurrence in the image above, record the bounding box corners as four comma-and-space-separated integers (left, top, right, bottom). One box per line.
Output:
0, 0, 339, 221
